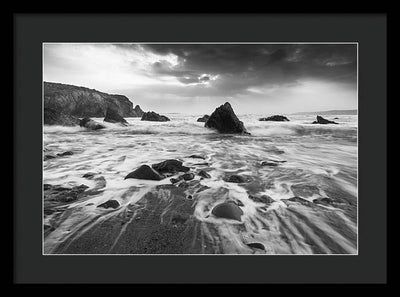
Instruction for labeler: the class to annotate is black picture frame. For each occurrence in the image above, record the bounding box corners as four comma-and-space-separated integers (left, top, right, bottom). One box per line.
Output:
13, 13, 387, 284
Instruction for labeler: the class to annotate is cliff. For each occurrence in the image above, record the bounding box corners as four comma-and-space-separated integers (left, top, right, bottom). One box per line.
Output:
43, 82, 143, 117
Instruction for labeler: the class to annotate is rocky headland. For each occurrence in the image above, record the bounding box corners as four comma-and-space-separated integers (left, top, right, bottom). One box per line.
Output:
44, 82, 145, 125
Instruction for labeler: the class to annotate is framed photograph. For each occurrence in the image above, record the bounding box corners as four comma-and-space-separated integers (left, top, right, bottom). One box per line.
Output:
14, 13, 387, 284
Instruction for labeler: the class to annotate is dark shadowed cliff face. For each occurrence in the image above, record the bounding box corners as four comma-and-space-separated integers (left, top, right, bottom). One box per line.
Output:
44, 82, 143, 117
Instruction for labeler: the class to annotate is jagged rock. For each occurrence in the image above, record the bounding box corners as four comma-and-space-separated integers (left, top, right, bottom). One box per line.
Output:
260, 161, 279, 167
225, 174, 247, 183
79, 118, 106, 130
97, 200, 120, 209
133, 105, 145, 117
205, 102, 249, 134
170, 178, 181, 184
181, 172, 195, 181
44, 184, 89, 203
44, 82, 138, 117
187, 155, 206, 160
211, 202, 244, 221
57, 151, 73, 157
248, 194, 275, 204
197, 115, 210, 122
312, 115, 338, 124
103, 107, 128, 124
82, 172, 97, 179
125, 165, 164, 180
44, 154, 57, 161
193, 162, 209, 166
259, 115, 289, 121
313, 197, 347, 207
283, 196, 314, 207
290, 184, 320, 198
151, 159, 190, 174
141, 111, 170, 122
44, 107, 80, 126
246, 242, 265, 250
234, 200, 244, 207
43, 184, 52, 190
198, 170, 211, 179
260, 158, 286, 167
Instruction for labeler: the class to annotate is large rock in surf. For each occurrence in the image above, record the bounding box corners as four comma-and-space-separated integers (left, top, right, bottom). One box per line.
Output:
211, 202, 244, 221
44, 107, 80, 126
151, 159, 190, 174
79, 118, 106, 130
197, 114, 210, 122
259, 115, 289, 122
103, 107, 128, 125
141, 111, 170, 122
205, 102, 249, 134
44, 81, 142, 118
125, 165, 164, 180
312, 115, 338, 124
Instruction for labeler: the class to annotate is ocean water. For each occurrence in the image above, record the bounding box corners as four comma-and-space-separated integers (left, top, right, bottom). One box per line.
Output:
43, 114, 358, 254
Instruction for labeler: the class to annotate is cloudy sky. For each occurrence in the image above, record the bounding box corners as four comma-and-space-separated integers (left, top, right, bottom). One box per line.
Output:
43, 43, 357, 115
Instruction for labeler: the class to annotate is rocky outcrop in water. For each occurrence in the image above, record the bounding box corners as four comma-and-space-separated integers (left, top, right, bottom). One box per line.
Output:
44, 81, 142, 118
151, 159, 190, 175
125, 165, 164, 180
259, 115, 289, 122
79, 118, 106, 130
97, 200, 120, 209
133, 105, 145, 117
198, 170, 211, 178
211, 202, 244, 221
205, 102, 249, 134
141, 111, 170, 122
197, 115, 210, 122
44, 184, 89, 203
225, 174, 247, 183
103, 107, 128, 125
312, 115, 338, 124
44, 107, 80, 126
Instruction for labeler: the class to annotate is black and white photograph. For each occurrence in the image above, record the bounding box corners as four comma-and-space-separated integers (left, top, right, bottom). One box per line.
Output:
42, 42, 358, 255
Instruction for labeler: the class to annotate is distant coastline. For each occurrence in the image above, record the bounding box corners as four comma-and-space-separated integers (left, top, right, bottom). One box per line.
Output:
291, 109, 357, 115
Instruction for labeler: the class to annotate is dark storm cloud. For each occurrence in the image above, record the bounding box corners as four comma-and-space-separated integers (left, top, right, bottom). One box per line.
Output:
137, 43, 357, 95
